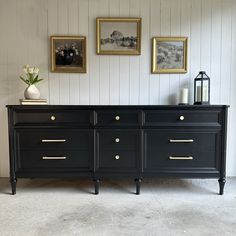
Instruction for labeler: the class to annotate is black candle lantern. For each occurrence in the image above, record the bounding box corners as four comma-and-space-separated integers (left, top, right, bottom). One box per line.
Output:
194, 71, 210, 105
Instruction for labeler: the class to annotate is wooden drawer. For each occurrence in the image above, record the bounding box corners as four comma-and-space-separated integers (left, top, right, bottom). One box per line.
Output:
13, 109, 91, 126
144, 110, 221, 126
96, 130, 139, 151
95, 110, 140, 127
15, 129, 91, 150
96, 150, 138, 172
17, 149, 90, 170
144, 130, 220, 171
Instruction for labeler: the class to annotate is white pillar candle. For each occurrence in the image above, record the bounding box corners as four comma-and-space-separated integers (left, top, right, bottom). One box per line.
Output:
180, 88, 189, 104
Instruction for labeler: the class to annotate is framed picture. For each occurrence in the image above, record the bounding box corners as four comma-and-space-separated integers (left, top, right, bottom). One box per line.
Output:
51, 36, 87, 73
152, 37, 188, 74
96, 17, 141, 55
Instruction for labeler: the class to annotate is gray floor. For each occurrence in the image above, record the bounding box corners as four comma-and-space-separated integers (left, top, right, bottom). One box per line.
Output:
0, 178, 236, 236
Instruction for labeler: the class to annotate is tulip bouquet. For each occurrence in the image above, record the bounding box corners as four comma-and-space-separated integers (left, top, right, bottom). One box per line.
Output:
19, 65, 43, 85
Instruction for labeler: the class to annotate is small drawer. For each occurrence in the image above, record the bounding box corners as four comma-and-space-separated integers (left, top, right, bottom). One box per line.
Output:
13, 109, 91, 126
96, 150, 138, 171
15, 129, 91, 150
96, 130, 139, 151
144, 110, 221, 126
95, 110, 140, 127
144, 130, 220, 170
17, 149, 90, 170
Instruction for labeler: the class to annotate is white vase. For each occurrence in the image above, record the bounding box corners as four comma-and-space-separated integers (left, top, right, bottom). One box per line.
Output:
24, 85, 40, 99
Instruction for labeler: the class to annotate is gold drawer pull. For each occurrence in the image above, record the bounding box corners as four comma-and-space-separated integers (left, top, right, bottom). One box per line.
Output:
51, 115, 56, 121
114, 155, 120, 160
169, 156, 193, 160
169, 139, 194, 143
42, 156, 67, 160
179, 115, 185, 121
41, 139, 66, 143
115, 115, 120, 121
115, 138, 120, 143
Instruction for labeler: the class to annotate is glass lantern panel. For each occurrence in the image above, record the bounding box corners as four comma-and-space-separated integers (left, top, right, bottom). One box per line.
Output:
203, 80, 209, 102
195, 80, 202, 102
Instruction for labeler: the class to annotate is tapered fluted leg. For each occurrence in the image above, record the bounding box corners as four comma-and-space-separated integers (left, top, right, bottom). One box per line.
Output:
135, 178, 142, 195
93, 178, 100, 195
218, 178, 226, 195
10, 177, 17, 195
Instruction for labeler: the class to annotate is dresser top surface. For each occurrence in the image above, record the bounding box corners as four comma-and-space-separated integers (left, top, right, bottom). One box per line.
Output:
6, 105, 229, 110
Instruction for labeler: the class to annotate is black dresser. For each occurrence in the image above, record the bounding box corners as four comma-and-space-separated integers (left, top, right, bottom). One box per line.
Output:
6, 105, 228, 195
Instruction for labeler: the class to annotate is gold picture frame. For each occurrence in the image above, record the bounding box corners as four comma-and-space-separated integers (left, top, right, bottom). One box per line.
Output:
152, 37, 188, 74
96, 17, 141, 55
51, 36, 87, 73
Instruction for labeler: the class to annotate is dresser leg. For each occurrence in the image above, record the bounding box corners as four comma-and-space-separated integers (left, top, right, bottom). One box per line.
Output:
218, 178, 226, 195
10, 177, 17, 195
135, 178, 142, 195
93, 179, 100, 195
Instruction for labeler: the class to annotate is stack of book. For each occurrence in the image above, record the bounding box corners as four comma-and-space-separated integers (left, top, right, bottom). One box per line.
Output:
19, 99, 47, 105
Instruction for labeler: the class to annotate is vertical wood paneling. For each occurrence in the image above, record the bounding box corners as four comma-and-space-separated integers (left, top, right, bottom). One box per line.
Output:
68, 0, 80, 104
109, 0, 120, 104
37, 0, 49, 102
0, 0, 236, 176
79, 0, 90, 105
210, 0, 222, 104
228, 0, 236, 176
220, 0, 232, 105
99, 0, 110, 104
129, 0, 140, 104
119, 0, 130, 105
169, 0, 181, 105
0, 1, 9, 177
139, 0, 150, 104
58, 0, 70, 104
48, 0, 60, 104
180, 0, 191, 101
160, 0, 171, 105
150, 0, 161, 105
200, 0, 211, 73
89, 0, 100, 104
190, 0, 201, 104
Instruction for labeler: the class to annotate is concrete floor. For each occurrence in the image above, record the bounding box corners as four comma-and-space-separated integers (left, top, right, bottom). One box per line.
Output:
0, 177, 236, 236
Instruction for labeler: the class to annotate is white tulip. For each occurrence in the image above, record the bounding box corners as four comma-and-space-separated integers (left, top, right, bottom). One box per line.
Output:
24, 64, 30, 69
34, 67, 39, 74
28, 67, 34, 74
23, 68, 28, 74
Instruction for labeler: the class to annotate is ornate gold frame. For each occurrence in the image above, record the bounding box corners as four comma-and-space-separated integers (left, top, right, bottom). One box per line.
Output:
96, 17, 141, 55
51, 36, 87, 73
152, 37, 188, 74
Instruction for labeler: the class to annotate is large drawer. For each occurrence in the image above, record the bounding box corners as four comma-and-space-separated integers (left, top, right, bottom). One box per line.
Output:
96, 150, 138, 172
95, 110, 141, 127
143, 130, 220, 171
17, 149, 90, 170
13, 109, 91, 126
144, 110, 221, 127
15, 129, 91, 150
96, 130, 139, 151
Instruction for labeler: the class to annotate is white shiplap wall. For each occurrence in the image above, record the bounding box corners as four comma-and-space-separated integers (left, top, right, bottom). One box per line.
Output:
0, 0, 235, 177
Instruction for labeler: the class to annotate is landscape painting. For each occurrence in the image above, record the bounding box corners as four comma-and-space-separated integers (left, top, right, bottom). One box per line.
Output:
96, 18, 141, 55
152, 37, 187, 73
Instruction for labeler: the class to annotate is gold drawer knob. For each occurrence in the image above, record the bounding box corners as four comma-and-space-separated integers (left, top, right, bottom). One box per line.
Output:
114, 155, 120, 160
115, 115, 120, 121
51, 115, 56, 121
115, 138, 120, 143
179, 115, 185, 121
